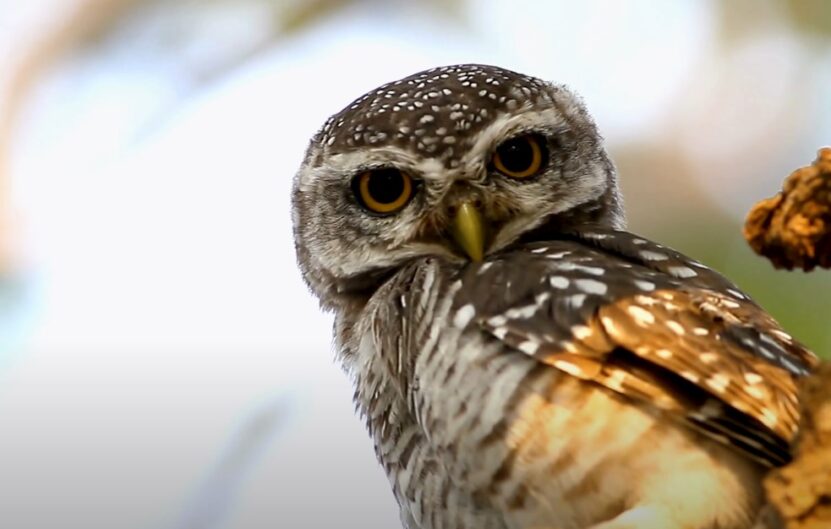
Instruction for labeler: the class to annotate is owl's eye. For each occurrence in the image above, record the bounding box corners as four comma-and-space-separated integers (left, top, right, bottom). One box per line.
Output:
492, 134, 546, 179
353, 168, 414, 215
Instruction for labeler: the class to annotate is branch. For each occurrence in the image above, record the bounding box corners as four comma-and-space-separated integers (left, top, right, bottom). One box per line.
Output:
744, 148, 831, 529
763, 363, 831, 529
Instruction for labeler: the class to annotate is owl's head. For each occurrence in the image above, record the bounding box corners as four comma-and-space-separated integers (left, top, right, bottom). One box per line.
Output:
293, 64, 624, 309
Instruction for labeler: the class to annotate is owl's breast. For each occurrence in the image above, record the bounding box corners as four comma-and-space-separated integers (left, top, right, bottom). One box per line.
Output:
352, 257, 766, 529
411, 325, 765, 529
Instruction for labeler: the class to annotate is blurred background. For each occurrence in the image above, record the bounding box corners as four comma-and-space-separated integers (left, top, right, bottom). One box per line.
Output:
0, 1, 829, 528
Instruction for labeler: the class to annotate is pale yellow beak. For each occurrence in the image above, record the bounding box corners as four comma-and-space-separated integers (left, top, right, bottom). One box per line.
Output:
449, 201, 485, 262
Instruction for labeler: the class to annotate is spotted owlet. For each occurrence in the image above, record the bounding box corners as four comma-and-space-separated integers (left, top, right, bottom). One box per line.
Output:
291, 64, 818, 529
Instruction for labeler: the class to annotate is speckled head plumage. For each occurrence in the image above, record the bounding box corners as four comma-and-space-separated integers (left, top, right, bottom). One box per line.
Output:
293, 64, 623, 309
310, 64, 579, 164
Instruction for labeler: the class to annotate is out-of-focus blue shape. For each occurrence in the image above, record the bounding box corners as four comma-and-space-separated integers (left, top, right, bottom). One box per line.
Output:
0, 277, 34, 372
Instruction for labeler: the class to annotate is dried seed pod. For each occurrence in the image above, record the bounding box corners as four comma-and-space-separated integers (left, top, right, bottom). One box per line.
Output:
745, 148, 831, 271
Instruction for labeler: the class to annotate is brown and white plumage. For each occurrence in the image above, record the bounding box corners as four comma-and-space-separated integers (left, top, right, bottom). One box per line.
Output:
292, 64, 817, 529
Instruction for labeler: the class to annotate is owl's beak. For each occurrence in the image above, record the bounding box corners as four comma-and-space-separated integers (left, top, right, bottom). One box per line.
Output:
449, 201, 485, 262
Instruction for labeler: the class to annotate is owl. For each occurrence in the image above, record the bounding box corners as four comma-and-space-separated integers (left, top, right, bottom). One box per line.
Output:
291, 64, 818, 529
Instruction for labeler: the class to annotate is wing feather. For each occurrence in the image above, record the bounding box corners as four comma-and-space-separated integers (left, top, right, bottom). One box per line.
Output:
457, 228, 818, 466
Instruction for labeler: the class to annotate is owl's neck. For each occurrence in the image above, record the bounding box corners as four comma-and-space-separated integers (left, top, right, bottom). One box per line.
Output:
558, 183, 625, 229
518, 184, 625, 247
333, 271, 422, 462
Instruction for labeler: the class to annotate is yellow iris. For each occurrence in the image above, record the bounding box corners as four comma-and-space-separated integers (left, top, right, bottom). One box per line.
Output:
356, 169, 413, 214
492, 135, 544, 179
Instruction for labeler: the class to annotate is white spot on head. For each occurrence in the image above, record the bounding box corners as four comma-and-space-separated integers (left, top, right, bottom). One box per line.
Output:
574, 278, 608, 295
693, 327, 709, 336
640, 250, 669, 261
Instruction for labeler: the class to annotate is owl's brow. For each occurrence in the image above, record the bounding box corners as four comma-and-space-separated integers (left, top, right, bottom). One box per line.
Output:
313, 112, 571, 187
461, 106, 570, 168
314, 148, 465, 183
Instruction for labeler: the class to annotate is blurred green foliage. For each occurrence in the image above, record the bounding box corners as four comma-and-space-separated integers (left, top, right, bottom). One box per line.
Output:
279, 0, 465, 34
784, 0, 831, 41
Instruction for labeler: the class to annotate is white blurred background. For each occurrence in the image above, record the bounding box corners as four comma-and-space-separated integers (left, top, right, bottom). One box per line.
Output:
1, 1, 829, 528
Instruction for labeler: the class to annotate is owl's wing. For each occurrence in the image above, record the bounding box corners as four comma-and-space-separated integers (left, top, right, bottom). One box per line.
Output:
455, 228, 818, 466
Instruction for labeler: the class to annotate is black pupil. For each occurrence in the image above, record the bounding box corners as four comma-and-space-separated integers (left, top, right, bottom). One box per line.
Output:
368, 169, 405, 204
497, 137, 534, 173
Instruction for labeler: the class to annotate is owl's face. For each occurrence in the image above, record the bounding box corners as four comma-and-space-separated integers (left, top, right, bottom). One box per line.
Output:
293, 64, 623, 308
